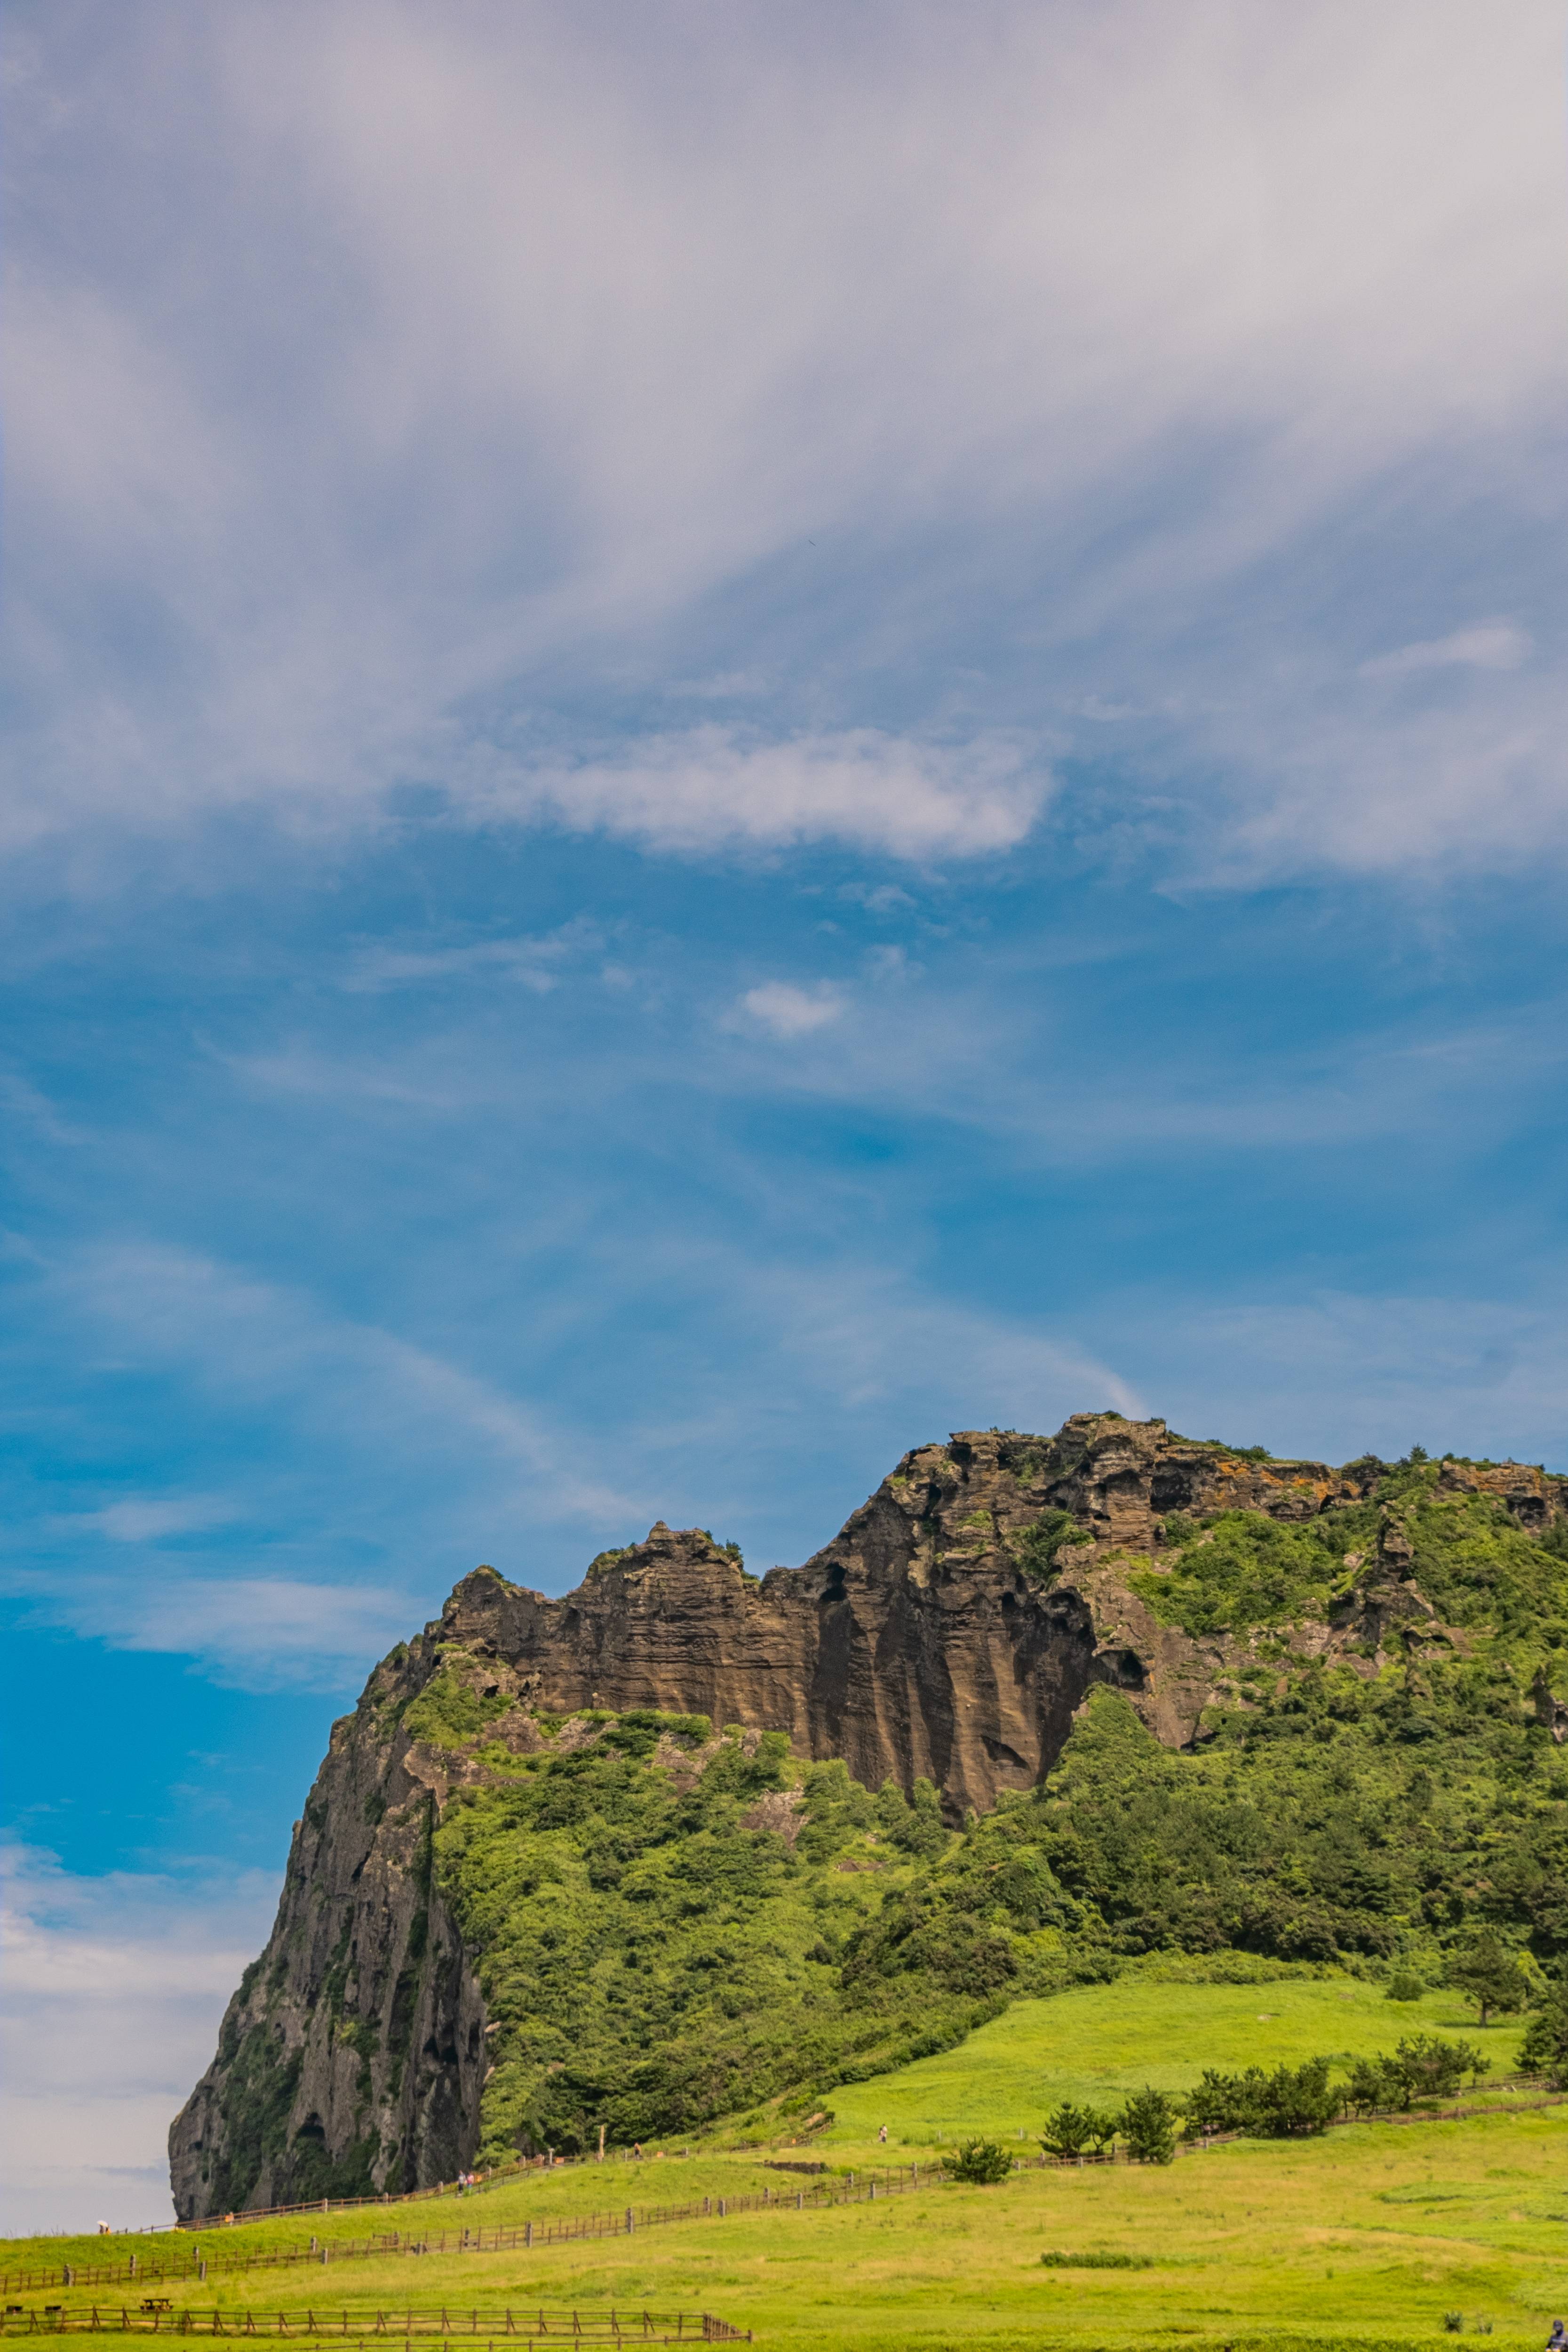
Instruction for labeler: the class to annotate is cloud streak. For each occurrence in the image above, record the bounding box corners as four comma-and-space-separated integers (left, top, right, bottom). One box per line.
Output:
15, 1573, 421, 1690
451, 730, 1046, 861
1359, 621, 1532, 680
2, 1, 1563, 880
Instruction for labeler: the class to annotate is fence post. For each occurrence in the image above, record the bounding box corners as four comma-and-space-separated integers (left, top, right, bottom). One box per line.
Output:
625, 2213, 634, 2237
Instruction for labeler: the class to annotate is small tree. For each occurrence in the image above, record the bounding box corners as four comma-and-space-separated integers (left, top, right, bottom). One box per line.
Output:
945, 2137, 1014, 2185
1344, 2055, 1397, 2116
1385, 1970, 1424, 2002
1263, 2056, 1339, 2135
1520, 1989, 1568, 2087
1039, 2101, 1117, 2159
1447, 1933, 1530, 2026
1392, 2032, 1482, 2102
1183, 2066, 1267, 2138
1119, 2086, 1177, 2165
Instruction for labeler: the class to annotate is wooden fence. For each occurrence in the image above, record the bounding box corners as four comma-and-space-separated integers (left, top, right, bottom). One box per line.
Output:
0, 2311, 746, 2344
6, 2074, 1560, 2304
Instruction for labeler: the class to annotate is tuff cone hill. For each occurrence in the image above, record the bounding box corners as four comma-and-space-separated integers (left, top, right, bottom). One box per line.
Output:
170, 1412, 1568, 2219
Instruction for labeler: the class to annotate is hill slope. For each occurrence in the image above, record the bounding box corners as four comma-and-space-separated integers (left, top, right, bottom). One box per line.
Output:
170, 1417, 1568, 2219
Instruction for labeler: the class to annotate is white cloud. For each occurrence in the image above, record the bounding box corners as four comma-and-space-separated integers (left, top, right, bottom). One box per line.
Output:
69, 1494, 237, 1543
839, 884, 915, 914
1359, 621, 1532, 679
342, 917, 605, 994
454, 729, 1045, 861
1204, 675, 1568, 885
736, 981, 845, 1040
2, 2, 1564, 877
25, 1573, 419, 1687
0, 1843, 275, 2236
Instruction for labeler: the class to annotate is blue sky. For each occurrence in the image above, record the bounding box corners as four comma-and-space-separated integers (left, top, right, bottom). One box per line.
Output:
2, 0, 1567, 2233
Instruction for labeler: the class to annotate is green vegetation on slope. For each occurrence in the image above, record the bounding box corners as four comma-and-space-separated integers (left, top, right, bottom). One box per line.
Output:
431, 1709, 1093, 2164
1133, 1468, 1568, 1640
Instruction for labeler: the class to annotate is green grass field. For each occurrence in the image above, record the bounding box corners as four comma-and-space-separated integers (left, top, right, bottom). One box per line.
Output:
6, 1978, 1564, 2352
817, 1975, 1529, 2155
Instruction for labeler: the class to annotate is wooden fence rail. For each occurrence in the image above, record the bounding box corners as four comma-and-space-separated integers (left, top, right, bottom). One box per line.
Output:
0, 2311, 747, 2344
6, 2074, 1559, 2303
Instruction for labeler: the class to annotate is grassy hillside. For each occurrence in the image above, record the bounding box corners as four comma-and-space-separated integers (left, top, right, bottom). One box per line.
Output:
6, 1980, 1566, 2351
820, 1976, 1529, 2149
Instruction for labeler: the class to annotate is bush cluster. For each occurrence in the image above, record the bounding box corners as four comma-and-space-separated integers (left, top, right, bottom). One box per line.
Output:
1184, 2056, 1340, 2137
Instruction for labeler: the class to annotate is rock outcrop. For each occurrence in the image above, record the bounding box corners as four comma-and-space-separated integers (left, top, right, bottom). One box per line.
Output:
169, 1412, 1567, 2219
429, 1414, 1392, 1812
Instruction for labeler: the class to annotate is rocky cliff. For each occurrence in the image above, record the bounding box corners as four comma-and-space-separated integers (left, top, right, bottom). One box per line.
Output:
169, 1413, 1568, 2219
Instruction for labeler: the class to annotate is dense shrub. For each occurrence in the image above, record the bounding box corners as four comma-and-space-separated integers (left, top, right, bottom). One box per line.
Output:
1343, 2034, 1482, 2113
944, 2137, 1014, 2184
1039, 2100, 1119, 2158
1183, 2056, 1339, 2138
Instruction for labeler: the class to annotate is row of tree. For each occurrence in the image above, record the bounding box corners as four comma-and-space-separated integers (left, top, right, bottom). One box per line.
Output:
1026, 2032, 1488, 2166
943, 2088, 1183, 2183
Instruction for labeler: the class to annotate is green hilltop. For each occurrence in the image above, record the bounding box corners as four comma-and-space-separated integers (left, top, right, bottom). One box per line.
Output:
411, 1457, 1568, 2166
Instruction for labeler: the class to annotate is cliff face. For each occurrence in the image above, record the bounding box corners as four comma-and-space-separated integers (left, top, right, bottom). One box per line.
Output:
168, 1674, 490, 2222
169, 1413, 1567, 2219
432, 1414, 1390, 1813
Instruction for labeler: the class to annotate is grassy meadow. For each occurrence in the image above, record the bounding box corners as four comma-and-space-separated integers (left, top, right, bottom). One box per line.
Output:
6, 1976, 1565, 2352
817, 1974, 1530, 2154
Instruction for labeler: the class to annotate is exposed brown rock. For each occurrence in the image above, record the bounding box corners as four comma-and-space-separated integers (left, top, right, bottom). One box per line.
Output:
435, 1416, 1385, 1819
168, 1676, 489, 2225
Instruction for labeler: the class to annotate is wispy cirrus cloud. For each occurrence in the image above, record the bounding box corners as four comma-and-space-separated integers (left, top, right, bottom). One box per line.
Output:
14, 1572, 420, 1691
1359, 620, 1533, 680
342, 917, 607, 995
50, 1240, 635, 1526
2, 2, 1564, 881
1118, 1286, 1568, 1472
0, 1237, 647, 1685
65, 1493, 238, 1543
